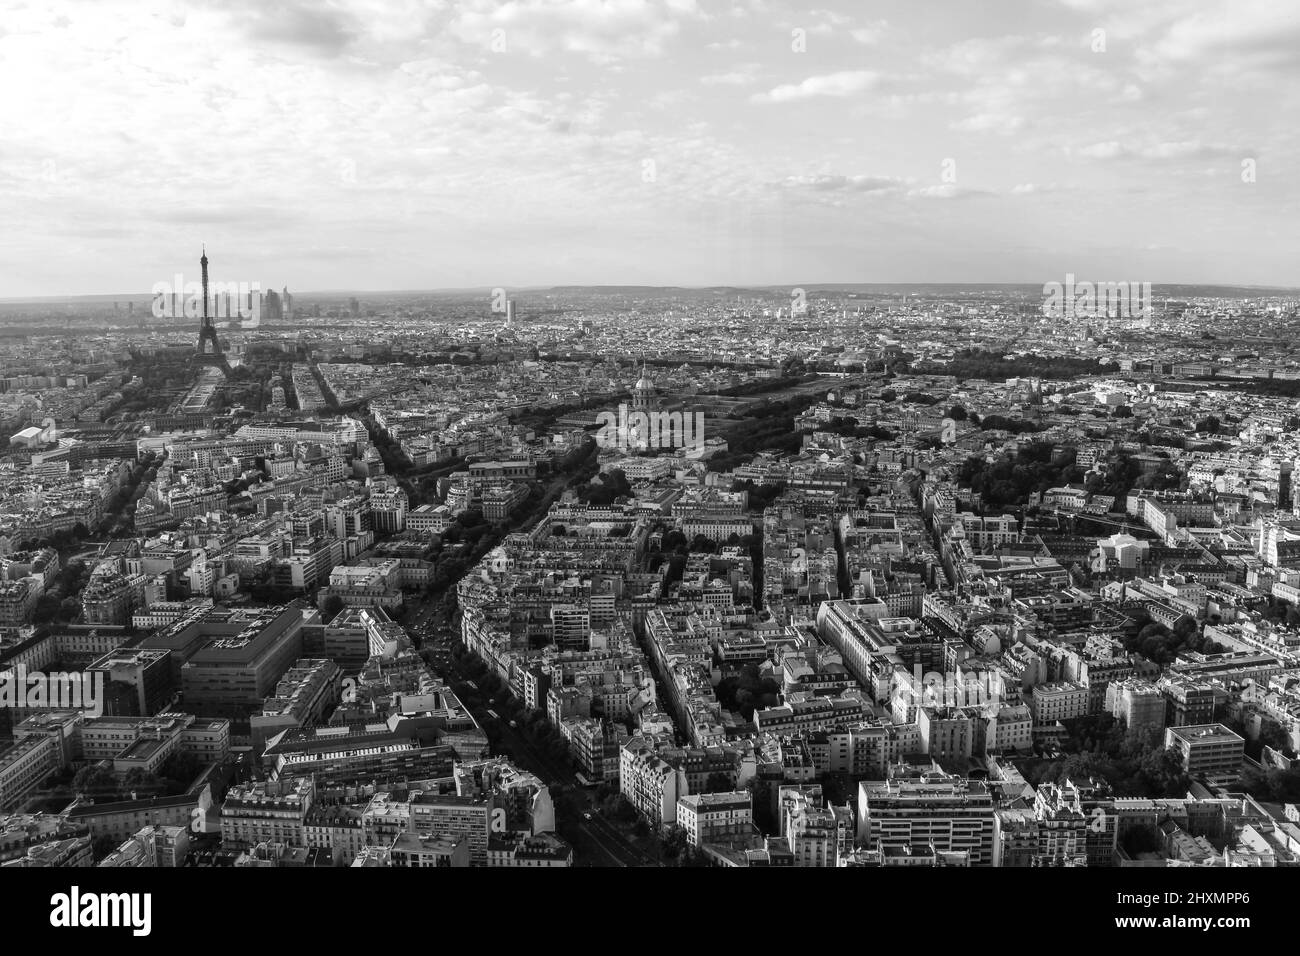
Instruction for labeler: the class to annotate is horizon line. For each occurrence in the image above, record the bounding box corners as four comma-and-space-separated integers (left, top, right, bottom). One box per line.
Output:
3, 279, 1300, 304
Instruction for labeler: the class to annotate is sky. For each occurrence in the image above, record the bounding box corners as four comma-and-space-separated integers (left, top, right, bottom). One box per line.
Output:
0, 0, 1297, 296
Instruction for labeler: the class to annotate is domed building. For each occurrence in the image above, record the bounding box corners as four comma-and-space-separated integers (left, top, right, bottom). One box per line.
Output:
632, 361, 656, 410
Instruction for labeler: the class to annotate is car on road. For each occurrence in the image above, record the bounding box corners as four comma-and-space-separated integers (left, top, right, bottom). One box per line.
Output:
509, 720, 517, 728
583, 812, 592, 820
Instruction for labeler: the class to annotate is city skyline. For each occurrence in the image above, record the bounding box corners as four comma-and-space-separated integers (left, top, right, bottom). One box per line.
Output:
2, 0, 1297, 297
0, 0, 1296, 928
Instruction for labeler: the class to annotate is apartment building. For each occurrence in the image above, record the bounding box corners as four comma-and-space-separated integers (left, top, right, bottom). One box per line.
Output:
857, 773, 997, 866
1164, 724, 1245, 782
220, 777, 316, 849
676, 791, 753, 848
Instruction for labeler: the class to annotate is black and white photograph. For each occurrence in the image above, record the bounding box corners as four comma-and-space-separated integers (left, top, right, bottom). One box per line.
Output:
0, 0, 1295, 937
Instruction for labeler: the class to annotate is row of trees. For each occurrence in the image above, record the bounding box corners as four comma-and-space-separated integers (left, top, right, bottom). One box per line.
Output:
914, 348, 1112, 381
449, 642, 574, 763
977, 414, 1044, 435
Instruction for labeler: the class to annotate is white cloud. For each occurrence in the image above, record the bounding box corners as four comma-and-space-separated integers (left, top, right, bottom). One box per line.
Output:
1073, 140, 1246, 161
951, 113, 1024, 133
701, 66, 758, 86
446, 0, 703, 61
907, 184, 993, 200
781, 174, 908, 193
850, 20, 888, 45
751, 70, 878, 104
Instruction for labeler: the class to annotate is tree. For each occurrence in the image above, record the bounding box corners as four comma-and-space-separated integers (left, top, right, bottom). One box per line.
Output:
947, 405, 968, 421
321, 594, 345, 622
73, 764, 119, 799
661, 825, 690, 861
903, 391, 940, 405
1136, 747, 1190, 797
32, 593, 61, 624
92, 835, 121, 861
122, 768, 162, 796
705, 772, 733, 794
1054, 752, 1107, 785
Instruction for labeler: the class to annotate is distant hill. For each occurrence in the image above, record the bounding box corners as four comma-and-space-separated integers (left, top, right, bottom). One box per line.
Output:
2, 281, 1296, 307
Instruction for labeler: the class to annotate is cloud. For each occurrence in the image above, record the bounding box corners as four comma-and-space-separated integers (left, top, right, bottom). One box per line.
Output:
238, 2, 360, 55
1147, 1, 1300, 71
1073, 140, 1246, 161
751, 70, 878, 104
1076, 141, 1127, 160
701, 66, 758, 86
851, 20, 888, 45
780, 174, 907, 193
446, 0, 703, 61
951, 112, 1025, 133
924, 35, 1034, 76
907, 184, 994, 200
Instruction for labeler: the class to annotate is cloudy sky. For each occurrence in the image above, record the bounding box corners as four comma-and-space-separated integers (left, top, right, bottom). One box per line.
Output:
1, 0, 1296, 295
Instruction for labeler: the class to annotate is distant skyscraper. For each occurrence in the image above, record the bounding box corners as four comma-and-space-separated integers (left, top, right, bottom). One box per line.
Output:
506, 299, 516, 326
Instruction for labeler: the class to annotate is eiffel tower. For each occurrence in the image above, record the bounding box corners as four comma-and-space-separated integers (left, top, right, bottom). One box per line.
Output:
195, 246, 231, 374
